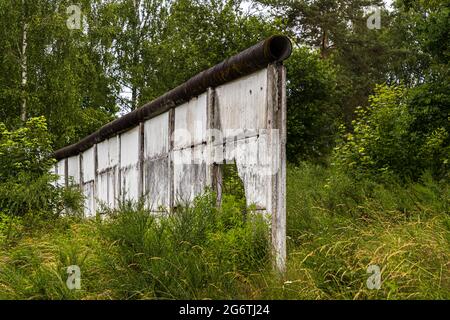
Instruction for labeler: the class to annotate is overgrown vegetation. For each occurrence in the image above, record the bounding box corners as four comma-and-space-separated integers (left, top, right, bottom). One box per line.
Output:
0, 0, 449, 301
333, 85, 449, 181
0, 117, 83, 243
278, 164, 450, 299
0, 164, 448, 299
0, 193, 270, 299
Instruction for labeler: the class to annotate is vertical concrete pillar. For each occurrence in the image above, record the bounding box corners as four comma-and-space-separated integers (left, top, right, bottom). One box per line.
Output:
79, 153, 83, 189
168, 107, 175, 210
267, 63, 287, 274
64, 158, 69, 187
138, 122, 145, 199
93, 143, 98, 215
117, 134, 122, 203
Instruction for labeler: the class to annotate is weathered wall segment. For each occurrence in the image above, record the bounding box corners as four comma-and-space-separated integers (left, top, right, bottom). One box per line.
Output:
54, 36, 291, 272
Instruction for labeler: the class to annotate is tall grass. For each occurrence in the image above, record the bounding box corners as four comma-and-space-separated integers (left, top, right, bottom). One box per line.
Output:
95, 193, 269, 299
266, 164, 450, 299
0, 164, 449, 299
0, 193, 270, 299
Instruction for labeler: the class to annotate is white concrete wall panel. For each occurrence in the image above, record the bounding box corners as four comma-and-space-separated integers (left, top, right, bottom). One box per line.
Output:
97, 136, 119, 208
120, 127, 140, 167
215, 69, 268, 140
82, 146, 95, 182
56, 160, 65, 186
174, 93, 207, 149
144, 112, 169, 159
83, 181, 95, 217
232, 135, 272, 210
120, 127, 140, 202
67, 155, 80, 185
144, 157, 169, 210
120, 166, 139, 202
97, 170, 116, 208
173, 145, 207, 204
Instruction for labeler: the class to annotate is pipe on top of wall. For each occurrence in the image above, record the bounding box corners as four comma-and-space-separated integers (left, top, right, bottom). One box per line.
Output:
53, 35, 292, 160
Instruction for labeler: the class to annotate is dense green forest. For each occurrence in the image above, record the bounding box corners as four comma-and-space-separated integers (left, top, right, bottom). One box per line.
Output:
0, 0, 449, 299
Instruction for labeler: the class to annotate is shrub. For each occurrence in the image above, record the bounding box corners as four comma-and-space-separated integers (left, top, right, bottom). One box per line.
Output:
285, 48, 340, 163
0, 212, 23, 245
0, 117, 54, 181
0, 117, 83, 226
333, 84, 449, 181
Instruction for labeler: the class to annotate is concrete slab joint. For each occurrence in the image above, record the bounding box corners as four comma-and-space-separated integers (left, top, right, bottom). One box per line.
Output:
52, 37, 291, 273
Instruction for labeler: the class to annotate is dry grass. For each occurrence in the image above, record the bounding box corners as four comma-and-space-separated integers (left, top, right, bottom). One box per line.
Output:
0, 164, 449, 299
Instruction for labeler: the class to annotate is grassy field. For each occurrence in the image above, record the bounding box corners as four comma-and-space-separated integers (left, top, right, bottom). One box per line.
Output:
0, 164, 449, 299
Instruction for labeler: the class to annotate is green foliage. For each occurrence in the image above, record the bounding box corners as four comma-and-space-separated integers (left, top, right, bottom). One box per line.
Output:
0, 117, 83, 226
221, 162, 247, 214
0, 173, 83, 223
0, 217, 96, 299
0, 195, 269, 299
0, 117, 53, 180
0, 213, 24, 245
276, 163, 450, 299
258, 0, 394, 122
333, 85, 412, 177
0, 165, 449, 299
331, 0, 450, 181
0, 0, 118, 149
95, 192, 269, 299
388, 0, 449, 85
333, 85, 449, 180
285, 48, 339, 163
139, 0, 277, 105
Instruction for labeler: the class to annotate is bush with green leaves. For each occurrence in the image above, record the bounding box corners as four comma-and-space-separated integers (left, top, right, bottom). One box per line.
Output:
333, 84, 449, 181
407, 80, 450, 180
0, 116, 54, 180
285, 47, 340, 163
0, 117, 83, 229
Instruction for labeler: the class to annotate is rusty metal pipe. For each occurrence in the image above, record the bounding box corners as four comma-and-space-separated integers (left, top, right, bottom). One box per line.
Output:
53, 35, 292, 160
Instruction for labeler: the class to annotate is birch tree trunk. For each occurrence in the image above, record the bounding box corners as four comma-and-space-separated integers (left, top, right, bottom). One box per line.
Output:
21, 0, 28, 122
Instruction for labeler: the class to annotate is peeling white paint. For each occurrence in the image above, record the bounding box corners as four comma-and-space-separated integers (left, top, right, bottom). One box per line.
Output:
67, 155, 80, 185
82, 146, 95, 182
144, 158, 170, 210
120, 127, 140, 167
56, 65, 286, 272
173, 145, 207, 204
174, 93, 207, 148
56, 159, 66, 187
215, 68, 267, 140
83, 182, 95, 217
144, 112, 169, 159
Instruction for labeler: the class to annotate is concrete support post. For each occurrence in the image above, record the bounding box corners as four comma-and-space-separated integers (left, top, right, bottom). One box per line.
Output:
168, 107, 175, 211
93, 143, 98, 215
64, 158, 69, 187
117, 135, 122, 203
138, 122, 145, 199
267, 63, 287, 274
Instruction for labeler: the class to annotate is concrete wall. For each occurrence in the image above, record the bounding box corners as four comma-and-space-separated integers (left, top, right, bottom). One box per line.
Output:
54, 64, 287, 272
